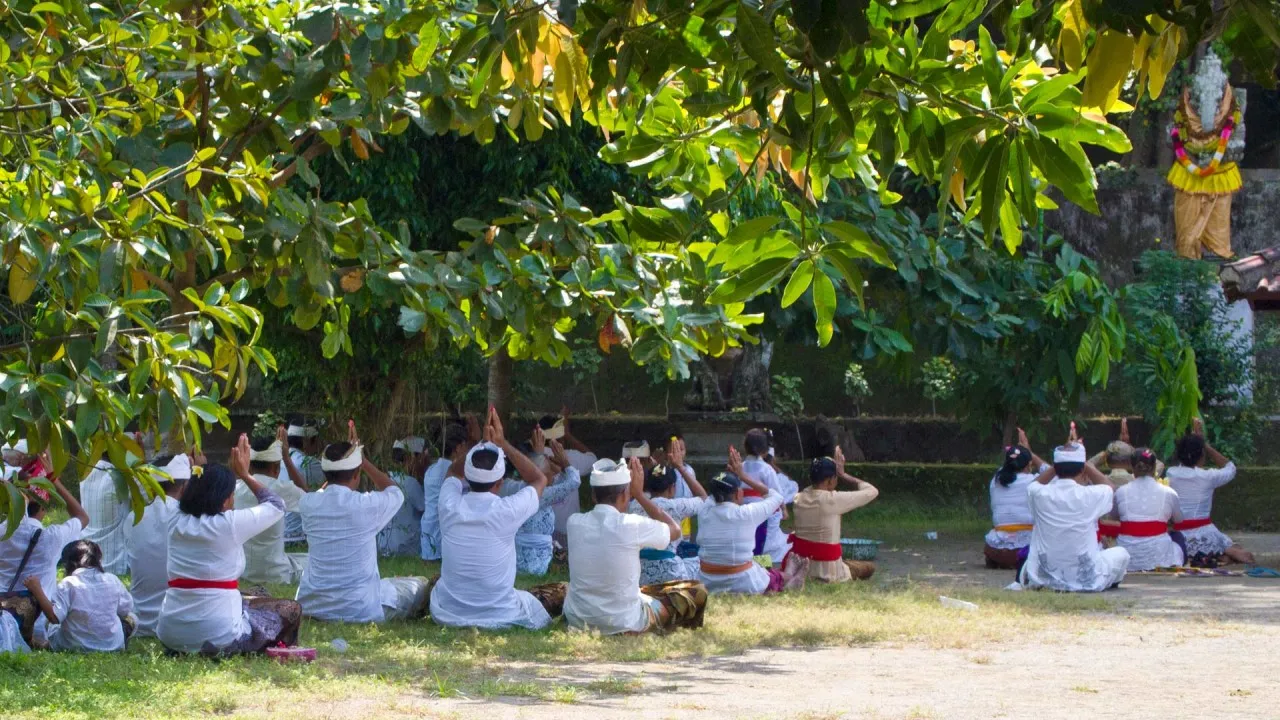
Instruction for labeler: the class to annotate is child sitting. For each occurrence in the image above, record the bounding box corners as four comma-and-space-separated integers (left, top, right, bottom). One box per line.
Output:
25, 540, 135, 652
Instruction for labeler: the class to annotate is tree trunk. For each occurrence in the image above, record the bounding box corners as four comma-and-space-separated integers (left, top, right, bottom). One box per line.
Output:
1001, 409, 1017, 447
487, 346, 513, 422
731, 340, 774, 412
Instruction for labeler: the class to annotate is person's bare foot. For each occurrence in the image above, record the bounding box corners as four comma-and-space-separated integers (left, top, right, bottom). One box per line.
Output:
1225, 546, 1256, 565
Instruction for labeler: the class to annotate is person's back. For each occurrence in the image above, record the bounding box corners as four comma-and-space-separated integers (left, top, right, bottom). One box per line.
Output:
128, 495, 179, 637
46, 567, 133, 652
0, 514, 84, 597
1115, 476, 1184, 571
420, 457, 452, 561
1020, 444, 1127, 593
297, 484, 402, 622
160, 509, 258, 651
378, 470, 424, 557
564, 503, 669, 634
78, 460, 131, 574
739, 453, 790, 562
1165, 463, 1234, 522
990, 472, 1037, 528
235, 472, 306, 584
430, 475, 545, 628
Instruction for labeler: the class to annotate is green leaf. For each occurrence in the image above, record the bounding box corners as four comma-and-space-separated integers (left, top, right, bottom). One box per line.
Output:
821, 250, 865, 310
977, 26, 1004, 99
30, 2, 66, 14
4, 480, 24, 536
708, 256, 793, 304
321, 328, 344, 358
1033, 109, 1132, 154
812, 270, 836, 346
820, 71, 857, 138
821, 221, 894, 268
998, 200, 1022, 254
187, 397, 224, 425
412, 23, 441, 71
736, 3, 789, 82
726, 215, 782, 245
781, 260, 815, 308
873, 0, 948, 19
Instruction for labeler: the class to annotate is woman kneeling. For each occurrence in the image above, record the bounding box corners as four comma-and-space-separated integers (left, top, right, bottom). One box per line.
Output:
696, 447, 808, 594
157, 436, 303, 656
983, 429, 1046, 570
788, 450, 879, 582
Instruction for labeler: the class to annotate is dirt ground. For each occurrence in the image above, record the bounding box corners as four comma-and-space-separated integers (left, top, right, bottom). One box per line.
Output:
331, 535, 1280, 720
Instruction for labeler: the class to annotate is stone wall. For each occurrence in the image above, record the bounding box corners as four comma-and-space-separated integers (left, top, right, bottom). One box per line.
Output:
1046, 168, 1280, 285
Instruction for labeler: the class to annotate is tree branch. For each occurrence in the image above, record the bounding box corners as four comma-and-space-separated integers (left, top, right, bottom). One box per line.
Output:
137, 269, 176, 301
270, 141, 331, 188
195, 268, 253, 295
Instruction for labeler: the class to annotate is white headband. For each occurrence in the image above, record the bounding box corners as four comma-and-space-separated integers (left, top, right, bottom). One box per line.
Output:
286, 424, 318, 438
621, 440, 650, 459
1054, 444, 1087, 464
465, 442, 506, 484
250, 440, 283, 463
321, 444, 363, 472
590, 458, 631, 487
160, 454, 193, 481
394, 436, 426, 454
542, 419, 565, 441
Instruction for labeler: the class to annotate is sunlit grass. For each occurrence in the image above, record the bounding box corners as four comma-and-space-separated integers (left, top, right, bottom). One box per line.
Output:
2, 503, 1124, 720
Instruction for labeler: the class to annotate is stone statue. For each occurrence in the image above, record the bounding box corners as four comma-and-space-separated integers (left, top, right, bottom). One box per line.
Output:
1167, 49, 1245, 259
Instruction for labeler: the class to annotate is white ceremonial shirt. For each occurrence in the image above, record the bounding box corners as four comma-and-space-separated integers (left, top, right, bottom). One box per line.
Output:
234, 473, 306, 584
127, 495, 180, 637
78, 460, 131, 575
1165, 462, 1236, 521
697, 490, 786, 594
157, 499, 284, 653
378, 471, 424, 557
1020, 478, 1126, 592
46, 567, 134, 652
279, 448, 324, 542
297, 484, 404, 623
1115, 476, 1185, 571
430, 477, 551, 630
740, 457, 792, 562
984, 465, 1049, 550
420, 458, 452, 561
552, 449, 598, 537
0, 516, 85, 595
564, 504, 671, 635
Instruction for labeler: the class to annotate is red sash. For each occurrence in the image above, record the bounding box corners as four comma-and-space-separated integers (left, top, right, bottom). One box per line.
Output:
787, 534, 842, 562
168, 578, 239, 590
1098, 521, 1121, 538
742, 488, 763, 498
1119, 521, 1170, 537
1173, 517, 1212, 532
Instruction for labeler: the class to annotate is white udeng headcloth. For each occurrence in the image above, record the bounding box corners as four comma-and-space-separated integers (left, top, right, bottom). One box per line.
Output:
250, 440, 283, 463
1053, 444, 1087, 464
465, 442, 506, 484
590, 458, 631, 487
287, 424, 318, 438
321, 444, 363, 472
542, 419, 566, 441
160, 454, 193, 481
621, 440, 650, 459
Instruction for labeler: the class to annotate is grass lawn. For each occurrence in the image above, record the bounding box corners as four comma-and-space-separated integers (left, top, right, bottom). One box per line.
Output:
1, 504, 1126, 720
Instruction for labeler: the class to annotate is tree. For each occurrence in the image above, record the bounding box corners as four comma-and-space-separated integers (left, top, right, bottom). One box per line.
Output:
2, 0, 1270, 530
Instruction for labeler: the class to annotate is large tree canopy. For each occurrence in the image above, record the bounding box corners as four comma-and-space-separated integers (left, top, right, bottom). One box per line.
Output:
1, 0, 1274, 526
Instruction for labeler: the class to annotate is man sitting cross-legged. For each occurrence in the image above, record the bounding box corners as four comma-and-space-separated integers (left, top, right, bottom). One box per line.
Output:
234, 427, 308, 585
296, 422, 430, 623
429, 407, 566, 630
1018, 425, 1129, 593
565, 457, 707, 635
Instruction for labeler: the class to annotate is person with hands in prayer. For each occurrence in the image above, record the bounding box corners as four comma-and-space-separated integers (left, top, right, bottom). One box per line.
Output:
788, 447, 880, 582
429, 407, 567, 630
1017, 423, 1130, 593
296, 420, 431, 623
565, 456, 707, 635
503, 425, 581, 576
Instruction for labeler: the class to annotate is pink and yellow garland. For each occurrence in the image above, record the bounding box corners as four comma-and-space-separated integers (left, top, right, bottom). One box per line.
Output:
1170, 108, 1241, 178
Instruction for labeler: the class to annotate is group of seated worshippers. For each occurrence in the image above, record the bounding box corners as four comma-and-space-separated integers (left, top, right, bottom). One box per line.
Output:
982, 418, 1255, 593
2, 411, 885, 656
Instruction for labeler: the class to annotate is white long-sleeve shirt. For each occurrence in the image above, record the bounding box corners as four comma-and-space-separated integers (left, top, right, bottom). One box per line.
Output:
79, 460, 132, 575
297, 484, 405, 623
157, 492, 284, 653
697, 490, 786, 594
127, 495, 180, 637
1115, 476, 1185, 570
